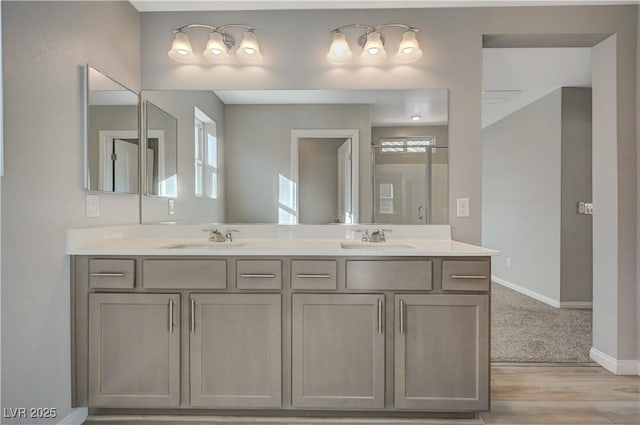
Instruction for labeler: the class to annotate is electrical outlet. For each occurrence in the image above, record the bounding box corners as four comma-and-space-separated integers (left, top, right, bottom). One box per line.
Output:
506, 257, 512, 268
168, 199, 176, 215
456, 198, 470, 217
86, 194, 99, 218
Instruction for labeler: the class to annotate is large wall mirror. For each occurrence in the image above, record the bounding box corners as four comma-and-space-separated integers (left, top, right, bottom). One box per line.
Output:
85, 66, 139, 193
139, 89, 448, 225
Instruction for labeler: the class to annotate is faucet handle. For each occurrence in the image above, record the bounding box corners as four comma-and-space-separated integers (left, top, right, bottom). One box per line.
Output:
224, 229, 239, 242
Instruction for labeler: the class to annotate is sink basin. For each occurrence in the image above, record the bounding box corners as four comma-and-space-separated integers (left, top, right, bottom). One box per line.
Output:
163, 242, 247, 250
340, 242, 416, 250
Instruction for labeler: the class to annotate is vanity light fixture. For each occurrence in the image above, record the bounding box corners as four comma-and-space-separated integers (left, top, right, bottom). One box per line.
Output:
411, 114, 422, 121
168, 24, 262, 64
327, 23, 422, 65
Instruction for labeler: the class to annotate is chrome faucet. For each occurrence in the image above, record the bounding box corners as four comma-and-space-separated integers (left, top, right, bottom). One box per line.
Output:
224, 229, 239, 242
204, 228, 225, 242
355, 228, 370, 242
369, 229, 392, 243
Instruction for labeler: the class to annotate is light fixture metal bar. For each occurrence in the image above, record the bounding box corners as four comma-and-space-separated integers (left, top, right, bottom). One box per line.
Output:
173, 23, 256, 33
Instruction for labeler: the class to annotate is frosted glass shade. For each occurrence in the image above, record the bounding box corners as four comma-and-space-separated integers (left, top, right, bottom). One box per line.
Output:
236, 31, 262, 63
326, 32, 353, 64
168, 31, 195, 62
360, 31, 387, 64
203, 31, 230, 62
397, 31, 422, 63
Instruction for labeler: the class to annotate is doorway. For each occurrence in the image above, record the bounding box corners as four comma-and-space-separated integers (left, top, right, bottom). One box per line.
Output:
290, 129, 359, 224
481, 39, 605, 364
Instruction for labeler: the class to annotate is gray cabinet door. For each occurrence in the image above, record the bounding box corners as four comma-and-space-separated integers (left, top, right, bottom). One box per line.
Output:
88, 293, 180, 407
394, 294, 489, 411
190, 293, 282, 408
292, 294, 385, 409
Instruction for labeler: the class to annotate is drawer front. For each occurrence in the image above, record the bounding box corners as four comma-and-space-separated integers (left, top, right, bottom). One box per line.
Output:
89, 259, 135, 289
346, 260, 432, 290
143, 259, 227, 289
442, 260, 490, 291
237, 260, 282, 290
291, 260, 337, 290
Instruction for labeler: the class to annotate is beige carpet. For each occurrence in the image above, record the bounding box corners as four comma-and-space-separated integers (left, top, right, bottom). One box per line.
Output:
491, 282, 592, 362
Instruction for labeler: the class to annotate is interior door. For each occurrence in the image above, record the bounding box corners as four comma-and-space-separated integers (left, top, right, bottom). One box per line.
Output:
113, 138, 139, 193
337, 138, 352, 223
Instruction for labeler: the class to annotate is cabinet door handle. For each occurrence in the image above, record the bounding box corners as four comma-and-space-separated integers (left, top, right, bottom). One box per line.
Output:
451, 275, 488, 279
240, 274, 275, 278
90, 272, 125, 278
168, 299, 174, 333
399, 299, 405, 335
377, 299, 383, 334
296, 274, 332, 279
190, 298, 196, 334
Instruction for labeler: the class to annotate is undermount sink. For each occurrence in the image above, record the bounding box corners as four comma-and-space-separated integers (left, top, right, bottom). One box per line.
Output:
163, 242, 247, 249
340, 242, 417, 250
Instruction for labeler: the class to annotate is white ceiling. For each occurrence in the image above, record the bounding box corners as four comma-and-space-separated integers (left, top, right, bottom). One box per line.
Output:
88, 68, 139, 106
482, 47, 592, 128
130, 0, 637, 12
214, 89, 449, 126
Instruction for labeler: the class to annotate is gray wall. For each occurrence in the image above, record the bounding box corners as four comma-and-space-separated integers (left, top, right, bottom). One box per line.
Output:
88, 105, 139, 191
637, 5, 640, 364
483, 88, 593, 305
224, 104, 370, 223
298, 138, 345, 224
1, 1, 141, 423
482, 89, 563, 302
560, 88, 593, 304
141, 91, 225, 224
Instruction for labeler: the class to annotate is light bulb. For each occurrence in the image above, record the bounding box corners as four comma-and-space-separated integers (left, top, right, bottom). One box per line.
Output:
326, 32, 353, 64
236, 30, 262, 63
411, 114, 422, 121
360, 31, 387, 64
203, 31, 230, 62
397, 30, 422, 63
168, 31, 195, 62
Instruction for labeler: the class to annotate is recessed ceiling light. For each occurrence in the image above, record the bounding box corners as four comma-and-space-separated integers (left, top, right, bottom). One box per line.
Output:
411, 114, 421, 121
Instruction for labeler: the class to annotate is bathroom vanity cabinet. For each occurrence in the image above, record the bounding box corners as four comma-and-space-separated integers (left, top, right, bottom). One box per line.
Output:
72, 255, 490, 416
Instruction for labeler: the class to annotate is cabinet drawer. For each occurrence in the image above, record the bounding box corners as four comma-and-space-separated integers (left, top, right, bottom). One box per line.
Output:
89, 259, 135, 289
442, 260, 490, 291
346, 260, 432, 290
237, 260, 282, 290
143, 259, 227, 289
291, 260, 337, 290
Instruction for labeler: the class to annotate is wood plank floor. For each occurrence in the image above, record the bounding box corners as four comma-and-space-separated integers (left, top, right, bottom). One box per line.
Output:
84, 364, 640, 425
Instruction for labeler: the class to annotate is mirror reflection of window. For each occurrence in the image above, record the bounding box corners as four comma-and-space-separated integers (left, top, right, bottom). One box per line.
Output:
145, 101, 177, 198
194, 107, 217, 199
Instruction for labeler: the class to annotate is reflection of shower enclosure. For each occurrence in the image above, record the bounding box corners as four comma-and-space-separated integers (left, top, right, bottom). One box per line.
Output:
372, 137, 448, 224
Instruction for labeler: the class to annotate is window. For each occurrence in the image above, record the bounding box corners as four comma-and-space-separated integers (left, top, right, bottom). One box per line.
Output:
194, 107, 218, 199
380, 136, 436, 153
194, 119, 204, 196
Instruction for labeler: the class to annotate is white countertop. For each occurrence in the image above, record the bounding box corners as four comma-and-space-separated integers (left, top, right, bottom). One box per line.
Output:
66, 225, 499, 257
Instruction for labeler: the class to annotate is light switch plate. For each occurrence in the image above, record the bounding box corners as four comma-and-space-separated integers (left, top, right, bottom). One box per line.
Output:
86, 194, 99, 218
168, 199, 176, 215
456, 198, 470, 217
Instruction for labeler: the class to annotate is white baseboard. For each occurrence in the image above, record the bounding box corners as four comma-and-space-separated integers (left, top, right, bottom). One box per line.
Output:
590, 347, 640, 376
58, 407, 88, 425
559, 301, 593, 309
492, 276, 561, 308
